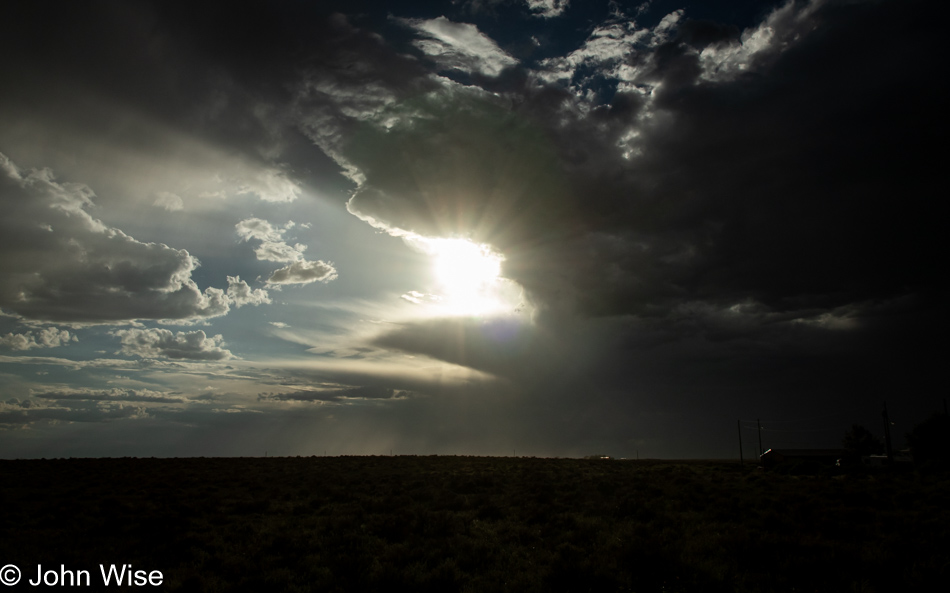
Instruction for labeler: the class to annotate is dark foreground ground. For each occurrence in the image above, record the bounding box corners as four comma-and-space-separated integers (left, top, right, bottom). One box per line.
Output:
1, 456, 947, 592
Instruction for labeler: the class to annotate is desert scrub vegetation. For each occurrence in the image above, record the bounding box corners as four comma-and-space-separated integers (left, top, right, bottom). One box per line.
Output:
1, 456, 947, 592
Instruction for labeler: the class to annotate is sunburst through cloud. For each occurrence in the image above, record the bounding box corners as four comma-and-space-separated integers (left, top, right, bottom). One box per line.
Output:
403, 236, 521, 316
0, 0, 943, 465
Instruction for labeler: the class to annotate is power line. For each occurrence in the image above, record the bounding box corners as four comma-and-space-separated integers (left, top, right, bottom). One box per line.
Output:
738, 405, 867, 424
757, 427, 833, 433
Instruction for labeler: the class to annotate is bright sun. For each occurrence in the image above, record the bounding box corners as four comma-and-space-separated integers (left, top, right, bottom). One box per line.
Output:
406, 236, 509, 315
431, 238, 501, 294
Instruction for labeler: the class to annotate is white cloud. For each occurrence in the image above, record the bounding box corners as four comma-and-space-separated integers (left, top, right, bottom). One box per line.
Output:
401, 16, 518, 77
235, 217, 285, 243
526, 0, 569, 18
226, 276, 271, 308
257, 241, 306, 263
236, 217, 305, 262
0, 327, 76, 350
537, 20, 649, 86
113, 328, 233, 360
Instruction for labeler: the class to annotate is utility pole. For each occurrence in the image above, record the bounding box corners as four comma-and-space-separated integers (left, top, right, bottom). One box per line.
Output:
738, 420, 744, 465
757, 418, 763, 456
882, 401, 893, 462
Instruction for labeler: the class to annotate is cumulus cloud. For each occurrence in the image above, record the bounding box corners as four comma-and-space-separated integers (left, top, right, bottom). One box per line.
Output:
0, 397, 148, 427
113, 328, 232, 360
235, 217, 337, 285
400, 16, 519, 76
226, 275, 271, 307
0, 327, 76, 350
0, 153, 231, 323
235, 217, 287, 245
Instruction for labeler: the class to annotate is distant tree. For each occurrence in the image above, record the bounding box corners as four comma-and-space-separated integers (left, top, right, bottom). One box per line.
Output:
906, 413, 950, 463
842, 424, 884, 456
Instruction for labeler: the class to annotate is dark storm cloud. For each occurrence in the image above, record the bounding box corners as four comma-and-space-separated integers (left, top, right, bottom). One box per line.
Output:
0, 1, 295, 167
5, 0, 937, 330
333, 0, 944, 327
292, 0, 946, 451
290, 13, 439, 181
372, 315, 557, 379
587, 0, 945, 318
341, 89, 580, 289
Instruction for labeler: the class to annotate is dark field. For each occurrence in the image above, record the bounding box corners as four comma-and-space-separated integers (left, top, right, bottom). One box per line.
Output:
1, 457, 947, 592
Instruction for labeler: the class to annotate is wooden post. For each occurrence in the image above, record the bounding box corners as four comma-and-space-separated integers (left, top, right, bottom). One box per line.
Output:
757, 419, 763, 456
882, 402, 893, 462
738, 420, 744, 465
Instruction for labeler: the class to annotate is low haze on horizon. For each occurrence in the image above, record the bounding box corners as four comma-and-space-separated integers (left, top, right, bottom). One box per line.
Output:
0, 0, 944, 459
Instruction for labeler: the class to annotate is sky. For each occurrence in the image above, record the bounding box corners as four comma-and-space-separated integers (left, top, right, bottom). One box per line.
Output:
0, 0, 944, 459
